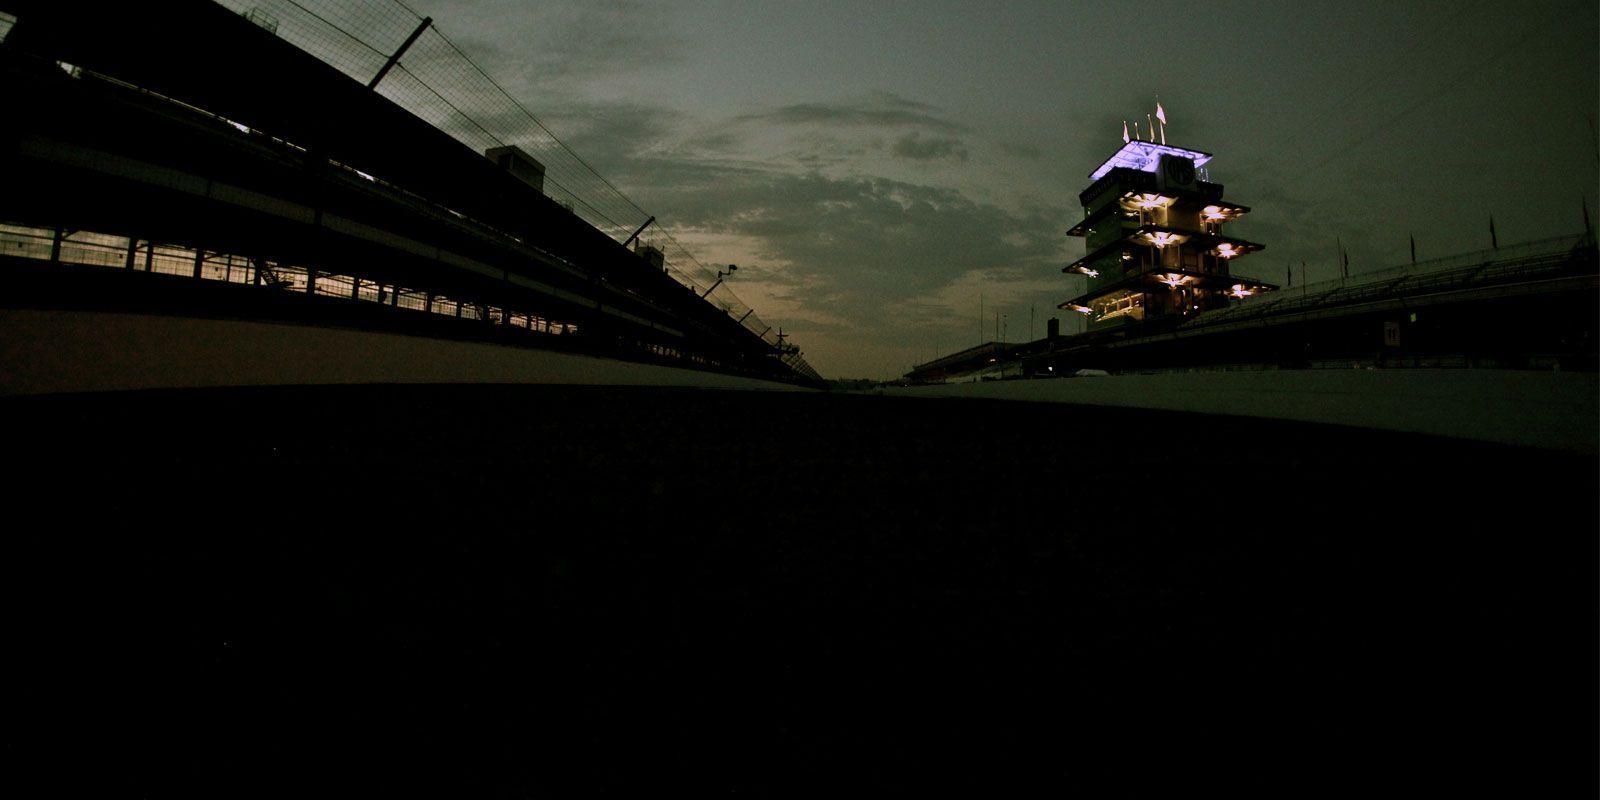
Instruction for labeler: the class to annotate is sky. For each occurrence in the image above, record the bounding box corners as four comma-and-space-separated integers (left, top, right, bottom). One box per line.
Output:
416, 0, 1597, 379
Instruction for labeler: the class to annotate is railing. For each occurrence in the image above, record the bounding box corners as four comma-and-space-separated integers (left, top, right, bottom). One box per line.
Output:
1, 223, 583, 335
1186, 233, 1594, 329
1, 224, 841, 381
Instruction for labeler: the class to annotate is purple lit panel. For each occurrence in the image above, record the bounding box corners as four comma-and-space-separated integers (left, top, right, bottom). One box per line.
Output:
1089, 141, 1213, 180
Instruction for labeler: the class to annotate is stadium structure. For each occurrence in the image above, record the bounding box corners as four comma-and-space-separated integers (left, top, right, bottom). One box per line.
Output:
0, 1, 822, 392
907, 111, 1598, 383
4, 16, 1595, 798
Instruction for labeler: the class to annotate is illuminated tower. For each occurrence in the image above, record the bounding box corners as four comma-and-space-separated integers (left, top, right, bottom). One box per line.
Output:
1059, 109, 1272, 330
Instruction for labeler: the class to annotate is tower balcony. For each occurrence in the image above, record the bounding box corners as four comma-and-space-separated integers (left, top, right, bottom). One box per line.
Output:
1068, 185, 1246, 238
1063, 225, 1266, 277
1059, 268, 1278, 310
1057, 269, 1279, 330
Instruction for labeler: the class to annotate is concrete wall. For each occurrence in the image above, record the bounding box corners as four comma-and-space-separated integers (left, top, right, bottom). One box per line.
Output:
883, 369, 1598, 453
0, 309, 810, 395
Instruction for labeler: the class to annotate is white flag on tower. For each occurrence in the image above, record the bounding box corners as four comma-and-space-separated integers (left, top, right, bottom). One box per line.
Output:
1122, 120, 1130, 143
1156, 102, 1166, 125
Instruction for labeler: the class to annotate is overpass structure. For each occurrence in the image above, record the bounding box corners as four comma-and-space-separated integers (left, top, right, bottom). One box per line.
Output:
0, 1, 821, 388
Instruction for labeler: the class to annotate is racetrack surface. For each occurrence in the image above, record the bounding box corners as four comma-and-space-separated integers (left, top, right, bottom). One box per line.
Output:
8, 385, 1595, 795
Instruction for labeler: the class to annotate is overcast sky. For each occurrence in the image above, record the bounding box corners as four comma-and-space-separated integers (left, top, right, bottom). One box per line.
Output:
419, 0, 1596, 378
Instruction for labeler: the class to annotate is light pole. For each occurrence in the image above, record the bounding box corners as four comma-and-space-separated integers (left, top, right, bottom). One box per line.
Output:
701, 263, 737, 298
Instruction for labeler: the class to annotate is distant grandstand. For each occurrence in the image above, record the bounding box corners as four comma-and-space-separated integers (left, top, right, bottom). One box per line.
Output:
907, 232, 1598, 383
0, 0, 821, 388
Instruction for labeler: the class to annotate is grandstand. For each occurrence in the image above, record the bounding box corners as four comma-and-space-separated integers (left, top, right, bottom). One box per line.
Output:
1173, 233, 1594, 336
907, 231, 1598, 382
0, 0, 821, 388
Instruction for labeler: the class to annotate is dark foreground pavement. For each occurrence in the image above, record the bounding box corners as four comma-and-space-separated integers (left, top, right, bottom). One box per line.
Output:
7, 385, 1596, 795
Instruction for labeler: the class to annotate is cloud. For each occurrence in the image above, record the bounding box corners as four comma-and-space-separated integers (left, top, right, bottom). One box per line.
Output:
519, 98, 683, 165
997, 141, 1044, 160
678, 129, 743, 155
422, 0, 681, 85
639, 166, 1060, 289
890, 132, 969, 162
739, 92, 965, 134
427, 95, 688, 205
395, 60, 1061, 375
605, 154, 1076, 375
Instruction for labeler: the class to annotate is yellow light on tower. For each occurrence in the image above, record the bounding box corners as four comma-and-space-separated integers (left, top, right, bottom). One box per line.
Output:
1124, 192, 1174, 211
1144, 231, 1186, 248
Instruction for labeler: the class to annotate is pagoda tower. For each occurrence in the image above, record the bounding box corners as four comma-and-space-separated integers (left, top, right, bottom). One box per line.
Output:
1059, 108, 1272, 330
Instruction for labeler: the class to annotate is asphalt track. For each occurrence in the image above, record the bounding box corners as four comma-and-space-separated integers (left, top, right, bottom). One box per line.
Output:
8, 385, 1596, 795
